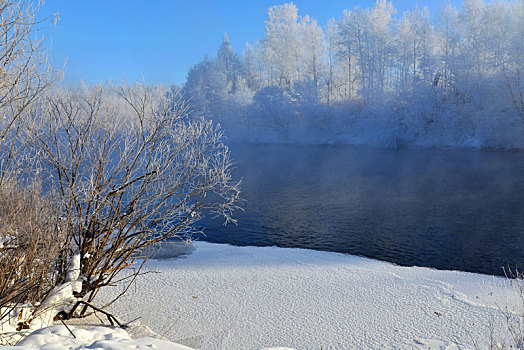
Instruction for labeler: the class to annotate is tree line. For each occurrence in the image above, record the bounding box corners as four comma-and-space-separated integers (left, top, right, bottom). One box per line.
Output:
183, 0, 524, 148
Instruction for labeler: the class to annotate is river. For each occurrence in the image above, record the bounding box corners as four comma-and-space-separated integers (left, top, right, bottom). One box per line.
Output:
197, 144, 524, 276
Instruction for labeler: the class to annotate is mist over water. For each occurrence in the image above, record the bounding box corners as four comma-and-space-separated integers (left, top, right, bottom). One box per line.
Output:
197, 144, 524, 276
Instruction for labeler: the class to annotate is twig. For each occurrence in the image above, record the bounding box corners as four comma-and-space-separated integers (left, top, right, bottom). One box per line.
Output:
59, 318, 76, 339
68, 300, 125, 328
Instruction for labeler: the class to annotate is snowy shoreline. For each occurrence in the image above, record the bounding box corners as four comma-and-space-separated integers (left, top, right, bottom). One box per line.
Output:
2, 241, 518, 349
100, 242, 515, 349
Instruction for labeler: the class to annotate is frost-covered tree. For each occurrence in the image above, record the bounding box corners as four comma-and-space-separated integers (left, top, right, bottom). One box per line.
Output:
184, 56, 228, 117
300, 15, 325, 90
242, 42, 264, 91
251, 86, 297, 139
27, 83, 242, 322
262, 3, 304, 87
325, 18, 338, 104
459, 0, 489, 80
183, 34, 256, 138
395, 6, 435, 91
365, 0, 396, 100
337, 8, 365, 102
336, 1, 396, 102
434, 1, 460, 91
0, 0, 59, 186
217, 33, 243, 94
503, 1, 524, 118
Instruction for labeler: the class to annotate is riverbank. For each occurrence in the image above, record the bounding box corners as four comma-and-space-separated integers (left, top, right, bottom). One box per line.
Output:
93, 241, 517, 349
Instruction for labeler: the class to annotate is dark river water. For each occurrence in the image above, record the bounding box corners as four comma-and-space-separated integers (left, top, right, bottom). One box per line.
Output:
197, 144, 524, 276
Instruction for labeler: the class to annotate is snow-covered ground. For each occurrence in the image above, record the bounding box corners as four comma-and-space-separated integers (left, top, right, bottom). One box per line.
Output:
90, 241, 518, 350
1, 242, 518, 349
2, 325, 193, 350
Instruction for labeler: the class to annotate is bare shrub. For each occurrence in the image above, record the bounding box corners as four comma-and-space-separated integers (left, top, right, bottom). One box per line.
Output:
0, 180, 64, 331
469, 270, 524, 350
0, 0, 59, 186
0, 0, 61, 341
30, 83, 242, 317
496, 270, 524, 349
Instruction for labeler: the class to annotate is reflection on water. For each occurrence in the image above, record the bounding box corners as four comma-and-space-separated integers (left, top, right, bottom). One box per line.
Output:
198, 144, 524, 276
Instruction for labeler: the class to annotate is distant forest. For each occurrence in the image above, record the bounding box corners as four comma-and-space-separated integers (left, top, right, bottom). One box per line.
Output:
181, 0, 524, 149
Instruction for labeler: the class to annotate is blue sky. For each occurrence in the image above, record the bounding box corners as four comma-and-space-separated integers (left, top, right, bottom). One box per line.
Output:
39, 0, 463, 86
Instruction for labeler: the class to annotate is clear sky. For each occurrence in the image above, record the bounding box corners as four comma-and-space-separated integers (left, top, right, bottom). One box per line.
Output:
39, 0, 463, 87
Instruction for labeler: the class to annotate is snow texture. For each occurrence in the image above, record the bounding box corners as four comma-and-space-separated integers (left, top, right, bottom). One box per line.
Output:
95, 242, 517, 349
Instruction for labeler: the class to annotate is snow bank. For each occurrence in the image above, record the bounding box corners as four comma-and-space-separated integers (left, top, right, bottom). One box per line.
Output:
1, 321, 297, 350
96, 242, 517, 349
2, 325, 193, 350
